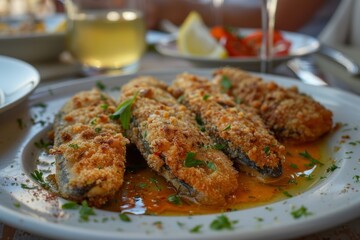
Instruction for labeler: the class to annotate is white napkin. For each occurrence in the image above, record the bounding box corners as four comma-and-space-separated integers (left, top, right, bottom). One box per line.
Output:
319, 0, 360, 46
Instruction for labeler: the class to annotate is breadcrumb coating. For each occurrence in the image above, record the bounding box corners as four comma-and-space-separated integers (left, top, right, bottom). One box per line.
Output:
50, 88, 128, 207
213, 67, 333, 144
169, 73, 285, 178
120, 76, 238, 206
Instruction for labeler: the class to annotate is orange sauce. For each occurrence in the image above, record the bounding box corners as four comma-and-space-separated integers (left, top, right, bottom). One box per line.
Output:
103, 139, 330, 216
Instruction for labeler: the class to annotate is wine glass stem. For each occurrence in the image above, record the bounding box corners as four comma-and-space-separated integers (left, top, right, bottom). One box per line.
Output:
212, 0, 224, 26
261, 0, 278, 73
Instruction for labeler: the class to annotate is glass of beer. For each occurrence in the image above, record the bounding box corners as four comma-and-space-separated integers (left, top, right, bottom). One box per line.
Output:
64, 0, 146, 75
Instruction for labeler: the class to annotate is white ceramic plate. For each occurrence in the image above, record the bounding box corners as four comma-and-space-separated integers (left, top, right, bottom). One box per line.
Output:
0, 55, 40, 114
0, 69, 360, 240
155, 29, 320, 70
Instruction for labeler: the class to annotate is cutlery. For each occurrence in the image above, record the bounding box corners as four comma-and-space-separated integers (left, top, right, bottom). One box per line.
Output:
287, 58, 328, 86
317, 44, 360, 77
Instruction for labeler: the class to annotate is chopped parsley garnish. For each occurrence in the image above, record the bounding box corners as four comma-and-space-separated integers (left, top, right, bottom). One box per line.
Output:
167, 194, 182, 205
100, 104, 108, 110
349, 140, 360, 146
326, 164, 339, 173
30, 170, 50, 189
96, 81, 106, 90
90, 118, 97, 125
302, 174, 314, 181
291, 205, 312, 219
150, 177, 161, 191
34, 139, 52, 151
68, 143, 79, 149
62, 201, 80, 210
17, 118, 25, 129
220, 76, 232, 92
282, 191, 293, 198
203, 94, 210, 100
289, 163, 298, 169
184, 152, 205, 168
13, 202, 20, 208
288, 178, 298, 185
213, 143, 225, 150
177, 95, 185, 103
210, 215, 238, 230
299, 150, 323, 167
79, 201, 96, 222
263, 146, 270, 156
353, 175, 360, 183
190, 225, 203, 233
111, 92, 138, 129
265, 206, 273, 211
138, 182, 147, 188
95, 127, 102, 133
195, 115, 206, 132
33, 102, 47, 109
119, 213, 131, 222
207, 162, 217, 171
223, 124, 231, 131
20, 183, 37, 189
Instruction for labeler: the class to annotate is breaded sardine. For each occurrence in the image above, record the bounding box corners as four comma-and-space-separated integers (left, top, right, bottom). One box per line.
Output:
120, 76, 238, 206
169, 73, 286, 179
213, 67, 333, 144
50, 88, 128, 207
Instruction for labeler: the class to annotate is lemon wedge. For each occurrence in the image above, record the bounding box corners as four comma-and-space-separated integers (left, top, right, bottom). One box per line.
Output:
54, 19, 66, 33
177, 11, 227, 58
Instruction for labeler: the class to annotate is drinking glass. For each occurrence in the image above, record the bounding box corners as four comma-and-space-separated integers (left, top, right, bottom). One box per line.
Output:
260, 0, 278, 73
64, 0, 147, 75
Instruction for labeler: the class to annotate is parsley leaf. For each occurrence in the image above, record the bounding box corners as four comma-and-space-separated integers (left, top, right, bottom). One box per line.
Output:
62, 201, 80, 210
291, 205, 312, 219
30, 170, 50, 189
326, 164, 339, 173
190, 224, 203, 233
210, 215, 237, 230
212, 143, 225, 150
299, 150, 324, 167
96, 81, 106, 90
167, 194, 182, 205
203, 94, 210, 100
119, 213, 131, 222
220, 76, 232, 92
223, 125, 231, 131
111, 92, 138, 129
20, 183, 37, 189
263, 146, 270, 156
79, 201, 96, 222
183, 152, 205, 167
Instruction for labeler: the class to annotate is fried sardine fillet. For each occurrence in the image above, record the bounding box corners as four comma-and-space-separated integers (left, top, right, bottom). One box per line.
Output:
120, 77, 238, 206
213, 67, 333, 144
169, 73, 285, 179
50, 88, 128, 207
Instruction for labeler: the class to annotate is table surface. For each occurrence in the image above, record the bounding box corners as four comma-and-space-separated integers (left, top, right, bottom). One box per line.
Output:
1, 50, 360, 240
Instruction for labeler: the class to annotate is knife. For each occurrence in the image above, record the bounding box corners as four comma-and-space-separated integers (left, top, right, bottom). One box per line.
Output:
287, 58, 328, 86
317, 44, 360, 77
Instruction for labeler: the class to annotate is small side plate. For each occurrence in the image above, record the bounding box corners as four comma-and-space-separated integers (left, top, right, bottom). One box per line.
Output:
0, 55, 40, 114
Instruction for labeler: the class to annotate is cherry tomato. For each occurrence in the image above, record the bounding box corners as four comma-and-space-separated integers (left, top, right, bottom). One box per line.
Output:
242, 30, 292, 56
210, 27, 292, 57
211, 26, 254, 57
